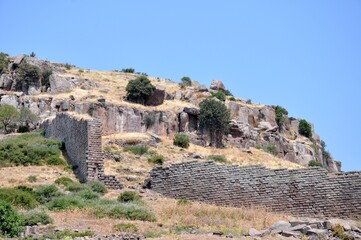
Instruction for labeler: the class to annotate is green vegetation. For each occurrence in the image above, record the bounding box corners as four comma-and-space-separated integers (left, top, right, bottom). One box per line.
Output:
177, 199, 191, 205
30, 52, 36, 57
41, 68, 53, 88
173, 133, 190, 148
332, 224, 353, 240
0, 132, 64, 167
0, 52, 9, 74
321, 140, 331, 160
298, 119, 312, 138
0, 188, 38, 209
199, 98, 230, 148
124, 145, 149, 155
54, 177, 74, 187
0, 200, 24, 238
15, 62, 42, 87
229, 96, 236, 101
34, 184, 62, 204
210, 90, 226, 101
224, 89, 233, 96
114, 223, 138, 233
275, 105, 288, 127
47, 195, 86, 211
122, 68, 135, 73
22, 209, 53, 226
18, 107, 39, 133
308, 160, 323, 167
43, 229, 94, 239
87, 181, 107, 195
148, 154, 164, 165
118, 191, 140, 203
208, 154, 227, 163
146, 115, 156, 129
126, 75, 155, 104
64, 63, 72, 70
255, 144, 279, 156
246, 99, 252, 104
0, 104, 19, 133
27, 175, 37, 183
179, 76, 192, 88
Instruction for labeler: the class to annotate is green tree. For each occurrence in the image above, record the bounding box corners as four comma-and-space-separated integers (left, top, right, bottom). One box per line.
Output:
0, 105, 19, 133
298, 119, 312, 138
18, 107, 39, 132
0, 200, 24, 237
126, 76, 155, 104
0, 52, 9, 74
199, 98, 230, 148
179, 76, 192, 88
275, 105, 288, 127
15, 62, 42, 92
210, 90, 226, 102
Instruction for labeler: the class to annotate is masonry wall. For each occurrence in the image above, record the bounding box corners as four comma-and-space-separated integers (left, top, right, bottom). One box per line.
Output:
44, 113, 122, 189
148, 161, 361, 218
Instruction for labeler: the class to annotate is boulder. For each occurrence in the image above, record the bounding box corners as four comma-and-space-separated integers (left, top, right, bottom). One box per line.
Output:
0, 95, 19, 108
184, 107, 200, 115
269, 221, 291, 231
248, 228, 262, 237
258, 121, 272, 131
175, 90, 182, 100
145, 87, 165, 106
13, 54, 25, 65
210, 80, 226, 91
49, 75, 74, 93
259, 106, 277, 127
0, 74, 13, 90
192, 80, 208, 92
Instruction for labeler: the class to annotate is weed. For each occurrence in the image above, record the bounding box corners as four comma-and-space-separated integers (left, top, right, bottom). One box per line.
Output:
114, 223, 138, 233
86, 181, 107, 195
177, 199, 191, 205
54, 177, 74, 187
173, 133, 190, 148
118, 191, 140, 203
148, 154, 164, 165
123, 145, 149, 155
22, 209, 53, 226
27, 175, 37, 183
208, 154, 227, 163
0, 188, 38, 209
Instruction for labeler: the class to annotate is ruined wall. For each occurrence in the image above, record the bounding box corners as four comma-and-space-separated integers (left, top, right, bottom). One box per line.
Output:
44, 113, 122, 189
147, 161, 361, 218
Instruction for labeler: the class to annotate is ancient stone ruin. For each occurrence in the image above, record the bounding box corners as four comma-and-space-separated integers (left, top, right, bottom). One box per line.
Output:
146, 161, 361, 218
44, 112, 122, 189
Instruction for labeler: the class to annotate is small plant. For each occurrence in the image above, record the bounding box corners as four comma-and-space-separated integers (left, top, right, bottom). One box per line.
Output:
114, 223, 138, 233
64, 63, 72, 70
34, 184, 61, 204
27, 175, 37, 183
275, 105, 288, 127
122, 68, 135, 73
55, 177, 74, 186
210, 90, 226, 101
173, 133, 190, 148
145, 115, 155, 129
22, 209, 53, 226
46, 156, 66, 165
298, 119, 312, 138
148, 154, 164, 165
78, 69, 84, 73
177, 199, 191, 205
0, 200, 24, 237
118, 191, 140, 203
87, 181, 107, 195
308, 160, 323, 167
123, 145, 149, 155
229, 96, 236, 101
255, 144, 278, 156
208, 154, 227, 163
332, 224, 353, 240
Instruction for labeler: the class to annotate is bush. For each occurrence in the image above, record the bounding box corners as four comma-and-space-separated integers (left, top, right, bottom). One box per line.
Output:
275, 105, 288, 127
27, 175, 37, 183
199, 98, 230, 148
246, 99, 252, 104
208, 154, 227, 163
126, 76, 155, 104
210, 90, 226, 101
256, 144, 278, 156
0, 132, 63, 167
15, 62, 42, 87
122, 68, 135, 73
118, 191, 140, 203
123, 145, 149, 155
34, 184, 61, 204
114, 223, 138, 233
173, 133, 190, 148
224, 89, 233, 96
46, 156, 66, 166
0, 52, 9, 74
47, 195, 86, 211
0, 104, 19, 133
41, 68, 53, 88
0, 188, 38, 209
22, 209, 53, 226
43, 229, 94, 239
64, 63, 72, 70
87, 181, 107, 195
179, 76, 192, 88
65, 182, 89, 192
308, 160, 323, 167
177, 199, 191, 205
75, 189, 100, 200
332, 224, 353, 240
229, 96, 236, 101
148, 154, 164, 165
146, 115, 155, 129
298, 119, 312, 138
0, 200, 24, 237
55, 177, 74, 187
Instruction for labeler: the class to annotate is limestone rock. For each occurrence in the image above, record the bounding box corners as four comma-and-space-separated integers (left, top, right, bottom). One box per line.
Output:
0, 74, 14, 90
210, 79, 226, 91
0, 94, 19, 108
145, 87, 165, 106
248, 228, 262, 237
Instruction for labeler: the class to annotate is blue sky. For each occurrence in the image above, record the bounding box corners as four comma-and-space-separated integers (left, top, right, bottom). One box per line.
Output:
1, 0, 360, 170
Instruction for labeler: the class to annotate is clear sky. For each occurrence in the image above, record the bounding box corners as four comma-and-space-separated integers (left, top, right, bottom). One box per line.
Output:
1, 1, 360, 171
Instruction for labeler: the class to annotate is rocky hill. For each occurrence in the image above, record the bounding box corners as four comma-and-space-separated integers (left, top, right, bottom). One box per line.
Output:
0, 53, 340, 172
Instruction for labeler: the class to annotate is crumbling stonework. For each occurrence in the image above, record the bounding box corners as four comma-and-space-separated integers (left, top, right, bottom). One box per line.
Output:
147, 161, 361, 218
44, 113, 122, 189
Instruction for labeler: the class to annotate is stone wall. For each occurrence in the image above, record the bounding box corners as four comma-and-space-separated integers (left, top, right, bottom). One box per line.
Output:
147, 161, 361, 218
44, 113, 122, 189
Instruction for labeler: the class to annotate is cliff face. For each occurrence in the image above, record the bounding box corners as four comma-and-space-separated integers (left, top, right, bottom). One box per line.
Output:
0, 54, 341, 172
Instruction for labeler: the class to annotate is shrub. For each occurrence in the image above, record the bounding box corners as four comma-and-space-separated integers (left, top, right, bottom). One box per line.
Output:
43, 229, 94, 239
246, 99, 252, 104
46, 156, 66, 165
145, 115, 155, 129
256, 144, 278, 156
41, 68, 53, 88
64, 63, 72, 70
114, 223, 138, 233
208, 154, 227, 163
173, 133, 190, 148
122, 68, 135, 73
30, 52, 36, 57
19, 107, 39, 132
0, 188, 38, 209
308, 160, 323, 167
332, 224, 353, 240
0, 52, 9, 74
75, 189, 99, 200
179, 76, 192, 88
22, 209, 53, 226
34, 184, 61, 204
275, 105, 288, 127
87, 181, 107, 195
47, 195, 86, 211
118, 191, 140, 203
123, 145, 149, 155
15, 62, 42, 88
224, 89, 233, 96
0, 104, 19, 133
298, 119, 312, 138
210, 90, 226, 101
27, 175, 37, 183
199, 98, 230, 148
54, 177, 74, 186
229, 96, 236, 101
65, 182, 89, 192
177, 199, 191, 205
126, 76, 155, 104
0, 200, 24, 237
148, 154, 164, 165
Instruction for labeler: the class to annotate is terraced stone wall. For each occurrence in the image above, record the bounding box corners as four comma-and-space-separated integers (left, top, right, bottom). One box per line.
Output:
147, 161, 361, 218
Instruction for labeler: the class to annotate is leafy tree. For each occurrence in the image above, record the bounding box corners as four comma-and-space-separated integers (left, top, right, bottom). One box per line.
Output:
18, 107, 39, 132
298, 119, 312, 138
15, 62, 42, 92
126, 76, 155, 104
275, 105, 288, 127
0, 200, 24, 237
173, 133, 190, 148
0, 52, 9, 74
30, 52, 36, 57
179, 76, 192, 88
41, 68, 53, 89
223, 89, 233, 96
210, 90, 226, 101
199, 98, 230, 147
0, 105, 19, 133
122, 68, 135, 73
